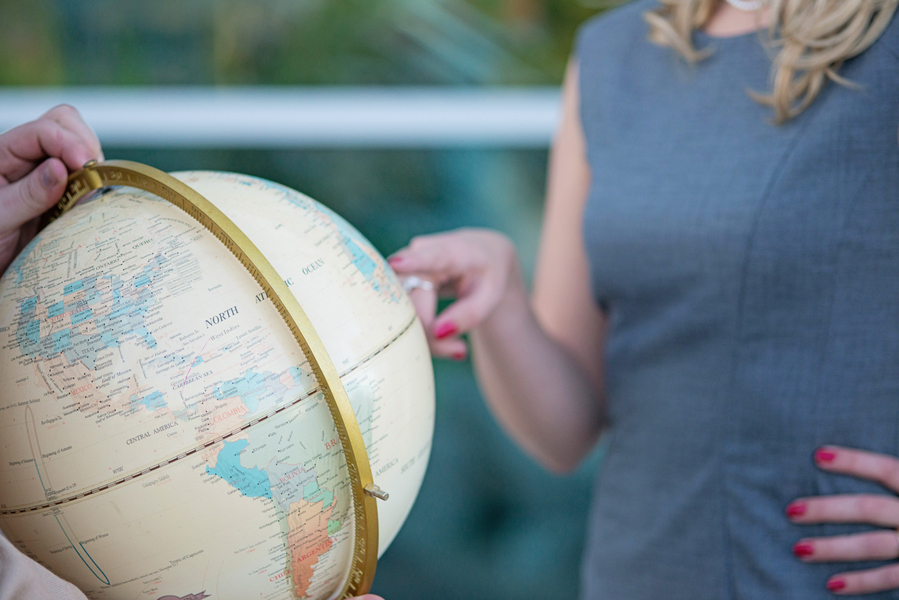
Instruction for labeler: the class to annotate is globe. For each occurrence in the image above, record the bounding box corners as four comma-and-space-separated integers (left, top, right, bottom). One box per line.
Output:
0, 170, 435, 600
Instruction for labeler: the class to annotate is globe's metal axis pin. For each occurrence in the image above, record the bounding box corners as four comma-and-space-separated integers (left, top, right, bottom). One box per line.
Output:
364, 484, 389, 501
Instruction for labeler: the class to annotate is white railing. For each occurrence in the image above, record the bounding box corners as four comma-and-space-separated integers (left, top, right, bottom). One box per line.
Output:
0, 87, 560, 148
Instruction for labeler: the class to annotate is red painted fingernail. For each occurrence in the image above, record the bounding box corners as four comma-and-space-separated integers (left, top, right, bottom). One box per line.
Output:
826, 579, 846, 592
792, 543, 814, 557
387, 256, 404, 267
434, 322, 457, 339
786, 503, 807, 518
815, 449, 837, 463
451, 351, 467, 361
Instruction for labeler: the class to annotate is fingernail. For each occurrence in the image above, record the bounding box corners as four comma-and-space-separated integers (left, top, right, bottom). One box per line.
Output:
792, 543, 814, 557
786, 503, 807, 518
826, 579, 846, 592
815, 449, 837, 463
40, 162, 60, 189
387, 256, 404, 267
434, 322, 457, 339
451, 351, 467, 361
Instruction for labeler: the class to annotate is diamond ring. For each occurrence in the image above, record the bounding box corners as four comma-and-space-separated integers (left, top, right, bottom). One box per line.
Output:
402, 275, 435, 293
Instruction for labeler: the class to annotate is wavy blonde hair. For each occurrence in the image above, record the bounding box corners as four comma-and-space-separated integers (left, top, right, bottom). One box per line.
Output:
644, 0, 898, 122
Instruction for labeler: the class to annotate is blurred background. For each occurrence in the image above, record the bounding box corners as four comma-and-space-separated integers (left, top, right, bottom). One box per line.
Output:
0, 0, 618, 597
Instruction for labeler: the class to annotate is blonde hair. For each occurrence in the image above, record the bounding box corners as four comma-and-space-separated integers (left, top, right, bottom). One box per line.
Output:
644, 0, 898, 122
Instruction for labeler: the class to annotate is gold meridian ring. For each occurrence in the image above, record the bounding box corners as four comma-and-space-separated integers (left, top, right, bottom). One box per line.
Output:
51, 160, 379, 599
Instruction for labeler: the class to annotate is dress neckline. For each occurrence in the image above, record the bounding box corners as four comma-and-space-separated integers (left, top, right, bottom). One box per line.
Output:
695, 27, 766, 43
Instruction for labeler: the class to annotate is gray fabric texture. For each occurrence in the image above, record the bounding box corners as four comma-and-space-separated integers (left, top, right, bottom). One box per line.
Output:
0, 533, 87, 600
577, 2, 899, 598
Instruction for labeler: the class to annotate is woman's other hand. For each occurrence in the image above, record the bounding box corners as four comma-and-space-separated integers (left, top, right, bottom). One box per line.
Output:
0, 105, 103, 275
788, 446, 899, 594
388, 228, 526, 361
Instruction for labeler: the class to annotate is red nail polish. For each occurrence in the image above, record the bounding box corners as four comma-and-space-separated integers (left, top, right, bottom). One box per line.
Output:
451, 351, 467, 361
387, 256, 404, 267
434, 322, 457, 339
826, 579, 846, 592
786, 503, 807, 518
792, 543, 814, 557
815, 449, 837, 463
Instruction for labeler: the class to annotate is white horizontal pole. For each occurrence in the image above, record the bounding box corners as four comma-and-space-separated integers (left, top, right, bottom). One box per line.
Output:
0, 87, 561, 148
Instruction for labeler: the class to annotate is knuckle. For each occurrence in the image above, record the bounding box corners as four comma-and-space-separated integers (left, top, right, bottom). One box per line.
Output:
52, 126, 67, 153
33, 119, 65, 150
871, 458, 891, 480
857, 495, 885, 517
45, 103, 80, 120
408, 235, 429, 250
879, 461, 899, 488
861, 534, 883, 555
32, 118, 55, 137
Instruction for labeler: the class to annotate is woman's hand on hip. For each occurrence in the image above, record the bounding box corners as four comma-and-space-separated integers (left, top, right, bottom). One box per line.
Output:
788, 445, 899, 595
388, 228, 526, 360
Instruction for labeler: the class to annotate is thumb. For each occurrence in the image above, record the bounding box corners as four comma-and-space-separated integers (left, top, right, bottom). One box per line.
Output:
431, 273, 506, 340
0, 158, 68, 235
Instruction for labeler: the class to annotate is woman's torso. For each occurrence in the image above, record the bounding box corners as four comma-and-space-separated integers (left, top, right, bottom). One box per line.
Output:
577, 2, 899, 598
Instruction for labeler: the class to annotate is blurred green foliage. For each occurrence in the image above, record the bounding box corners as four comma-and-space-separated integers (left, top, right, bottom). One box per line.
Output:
0, 0, 617, 86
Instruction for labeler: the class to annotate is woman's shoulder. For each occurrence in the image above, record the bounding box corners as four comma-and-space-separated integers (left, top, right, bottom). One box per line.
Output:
872, 7, 899, 61
577, 1, 657, 42
575, 0, 657, 59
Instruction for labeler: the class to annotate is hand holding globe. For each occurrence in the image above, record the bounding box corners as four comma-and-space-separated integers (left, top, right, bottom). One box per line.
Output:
0, 108, 430, 600
0, 105, 103, 275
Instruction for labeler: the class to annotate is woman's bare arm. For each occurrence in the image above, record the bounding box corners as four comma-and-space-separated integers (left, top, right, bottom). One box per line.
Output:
469, 61, 606, 471
391, 62, 606, 472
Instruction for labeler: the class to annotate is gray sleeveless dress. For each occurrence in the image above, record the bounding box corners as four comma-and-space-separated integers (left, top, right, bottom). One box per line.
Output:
576, 2, 899, 598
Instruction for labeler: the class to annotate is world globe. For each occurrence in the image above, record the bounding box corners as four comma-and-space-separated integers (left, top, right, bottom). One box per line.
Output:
0, 166, 435, 600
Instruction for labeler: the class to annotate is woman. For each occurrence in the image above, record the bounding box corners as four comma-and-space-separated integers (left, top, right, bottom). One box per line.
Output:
389, 0, 899, 596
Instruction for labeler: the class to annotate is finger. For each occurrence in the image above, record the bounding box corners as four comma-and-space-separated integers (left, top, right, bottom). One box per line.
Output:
401, 274, 467, 359
793, 531, 899, 563
389, 233, 483, 284
388, 246, 455, 285
0, 108, 101, 182
410, 290, 467, 360
825, 563, 899, 595
407, 285, 437, 329
431, 275, 505, 341
0, 158, 67, 233
787, 494, 899, 528
42, 104, 104, 163
391, 237, 501, 338
429, 336, 468, 361
814, 446, 899, 494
